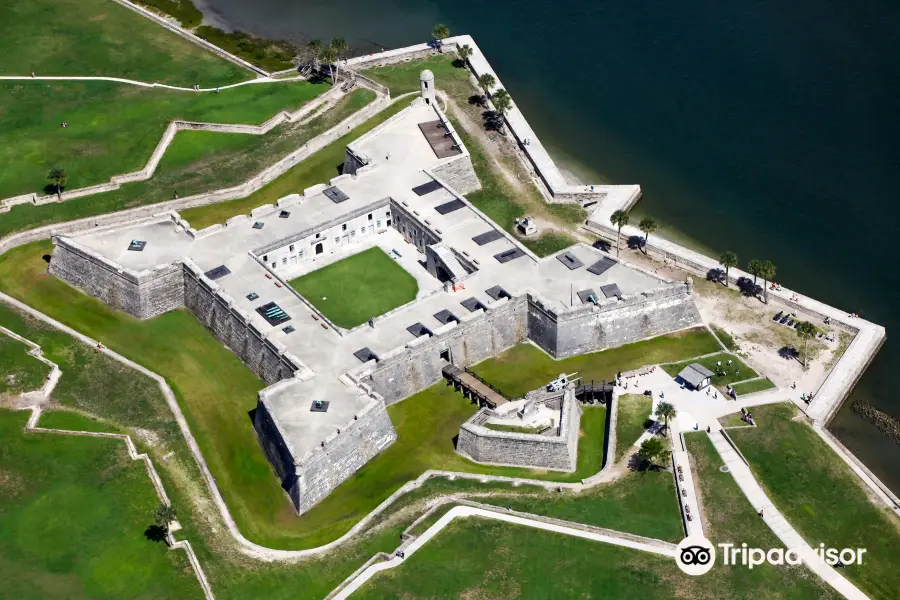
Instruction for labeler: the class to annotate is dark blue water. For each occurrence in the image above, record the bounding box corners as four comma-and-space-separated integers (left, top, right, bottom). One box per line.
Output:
194, 0, 900, 488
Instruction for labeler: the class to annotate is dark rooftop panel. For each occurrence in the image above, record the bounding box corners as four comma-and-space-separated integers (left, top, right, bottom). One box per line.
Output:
494, 248, 525, 264
353, 347, 378, 363
323, 186, 349, 204
460, 297, 486, 312
587, 257, 617, 276
600, 283, 622, 299
127, 240, 146, 252
204, 265, 231, 280
433, 309, 459, 325
435, 199, 465, 214
310, 400, 330, 413
577, 289, 598, 305
556, 252, 585, 270
485, 285, 511, 301
406, 322, 432, 338
472, 229, 505, 246
256, 302, 291, 326
412, 180, 443, 196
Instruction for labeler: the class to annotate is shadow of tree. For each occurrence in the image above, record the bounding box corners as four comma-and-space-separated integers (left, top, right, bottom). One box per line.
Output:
144, 525, 167, 543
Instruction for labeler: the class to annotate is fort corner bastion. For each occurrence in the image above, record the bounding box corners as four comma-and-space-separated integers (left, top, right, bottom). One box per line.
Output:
46, 76, 701, 515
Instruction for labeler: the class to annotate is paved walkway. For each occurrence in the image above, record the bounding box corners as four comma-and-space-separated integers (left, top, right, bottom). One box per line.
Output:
331, 504, 676, 599
707, 428, 867, 600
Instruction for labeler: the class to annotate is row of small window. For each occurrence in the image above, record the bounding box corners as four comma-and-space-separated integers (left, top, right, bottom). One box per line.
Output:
262, 212, 392, 265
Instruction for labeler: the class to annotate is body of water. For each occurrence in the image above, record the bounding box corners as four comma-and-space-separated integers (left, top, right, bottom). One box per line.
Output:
194, 0, 900, 489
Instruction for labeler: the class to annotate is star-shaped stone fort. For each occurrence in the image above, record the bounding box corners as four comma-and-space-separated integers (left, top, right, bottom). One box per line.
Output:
48, 72, 702, 514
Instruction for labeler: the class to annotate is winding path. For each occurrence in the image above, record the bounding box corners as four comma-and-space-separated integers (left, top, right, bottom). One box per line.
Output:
0, 74, 291, 92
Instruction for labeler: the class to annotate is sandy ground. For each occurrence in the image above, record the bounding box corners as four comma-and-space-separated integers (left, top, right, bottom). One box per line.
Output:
615, 248, 850, 394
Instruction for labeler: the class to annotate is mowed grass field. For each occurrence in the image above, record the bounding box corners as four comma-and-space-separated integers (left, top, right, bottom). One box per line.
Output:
471, 327, 723, 399
0, 79, 326, 200
728, 403, 900, 599
662, 351, 758, 389
684, 433, 839, 599
615, 393, 653, 462
180, 96, 415, 230
0, 0, 249, 84
288, 248, 418, 328
0, 333, 49, 395
0, 410, 202, 600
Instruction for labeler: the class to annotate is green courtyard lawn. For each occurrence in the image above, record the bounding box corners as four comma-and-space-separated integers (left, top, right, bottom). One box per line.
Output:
728, 403, 900, 599
0, 0, 249, 85
615, 393, 653, 462
684, 433, 839, 599
0, 87, 373, 241
0, 79, 327, 201
0, 333, 49, 395
288, 247, 418, 329
731, 378, 776, 396
662, 351, 758, 389
180, 95, 415, 230
0, 410, 202, 599
472, 327, 722, 399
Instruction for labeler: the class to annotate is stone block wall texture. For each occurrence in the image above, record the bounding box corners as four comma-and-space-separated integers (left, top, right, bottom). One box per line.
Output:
527, 283, 702, 359
182, 262, 299, 385
432, 155, 481, 195
389, 201, 441, 253
289, 398, 397, 514
456, 391, 581, 470
49, 237, 183, 319
366, 296, 530, 404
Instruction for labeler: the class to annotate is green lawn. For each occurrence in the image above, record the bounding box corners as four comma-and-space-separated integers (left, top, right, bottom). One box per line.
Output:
662, 351, 758, 389
0, 333, 49, 395
0, 79, 326, 200
0, 87, 375, 241
684, 433, 839, 598
472, 327, 722, 399
711, 324, 739, 351
38, 410, 118, 434
480, 469, 683, 543
731, 378, 776, 396
0, 410, 202, 599
719, 411, 752, 429
180, 95, 415, 230
0, 0, 249, 84
288, 248, 418, 329
483, 421, 551, 434
362, 55, 472, 96
615, 393, 653, 462
728, 403, 900, 599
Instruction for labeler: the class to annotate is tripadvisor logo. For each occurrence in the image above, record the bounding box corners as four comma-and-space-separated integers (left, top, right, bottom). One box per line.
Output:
675, 536, 867, 575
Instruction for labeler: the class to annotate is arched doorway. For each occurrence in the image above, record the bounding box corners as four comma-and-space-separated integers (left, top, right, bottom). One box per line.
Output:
315, 242, 323, 255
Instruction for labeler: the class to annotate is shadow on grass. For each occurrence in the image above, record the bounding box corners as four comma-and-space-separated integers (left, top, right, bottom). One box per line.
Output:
144, 525, 167, 543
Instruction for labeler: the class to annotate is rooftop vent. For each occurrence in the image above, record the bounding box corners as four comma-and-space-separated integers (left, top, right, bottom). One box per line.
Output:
127, 240, 146, 252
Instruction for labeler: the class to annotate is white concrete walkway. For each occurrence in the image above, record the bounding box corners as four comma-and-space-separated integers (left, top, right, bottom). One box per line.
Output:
331, 504, 676, 599
708, 428, 867, 600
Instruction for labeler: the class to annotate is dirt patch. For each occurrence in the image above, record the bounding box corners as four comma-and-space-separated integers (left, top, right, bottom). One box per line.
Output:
0, 468, 26, 499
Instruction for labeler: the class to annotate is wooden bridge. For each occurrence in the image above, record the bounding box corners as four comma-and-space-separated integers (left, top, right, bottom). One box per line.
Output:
574, 380, 614, 404
442, 364, 509, 409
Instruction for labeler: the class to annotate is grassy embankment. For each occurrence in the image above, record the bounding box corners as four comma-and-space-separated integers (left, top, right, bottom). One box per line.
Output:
730, 378, 776, 395
363, 56, 587, 257
288, 247, 418, 329
0, 333, 49, 395
615, 393, 653, 462
728, 403, 900, 599
662, 351, 759, 390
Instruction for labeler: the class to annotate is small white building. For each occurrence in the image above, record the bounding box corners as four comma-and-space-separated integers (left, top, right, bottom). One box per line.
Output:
678, 363, 714, 390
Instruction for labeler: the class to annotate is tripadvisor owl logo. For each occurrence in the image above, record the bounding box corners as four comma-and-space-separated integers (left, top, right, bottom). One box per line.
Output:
675, 535, 716, 576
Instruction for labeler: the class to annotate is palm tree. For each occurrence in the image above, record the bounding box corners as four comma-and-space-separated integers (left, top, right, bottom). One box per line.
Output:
491, 88, 512, 115
656, 401, 677, 437
758, 260, 776, 304
47, 167, 67, 199
154, 502, 177, 545
457, 43, 473, 66
318, 46, 337, 84
719, 251, 738, 287
432, 24, 450, 50
329, 36, 348, 83
610, 210, 629, 257
306, 39, 322, 70
747, 259, 761, 285
638, 218, 657, 254
476, 73, 495, 106
796, 321, 818, 367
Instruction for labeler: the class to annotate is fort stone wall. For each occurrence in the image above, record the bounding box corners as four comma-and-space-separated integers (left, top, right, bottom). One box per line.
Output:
49, 236, 183, 319
363, 295, 529, 404
527, 281, 702, 359
182, 259, 301, 385
456, 390, 581, 471
432, 154, 480, 195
